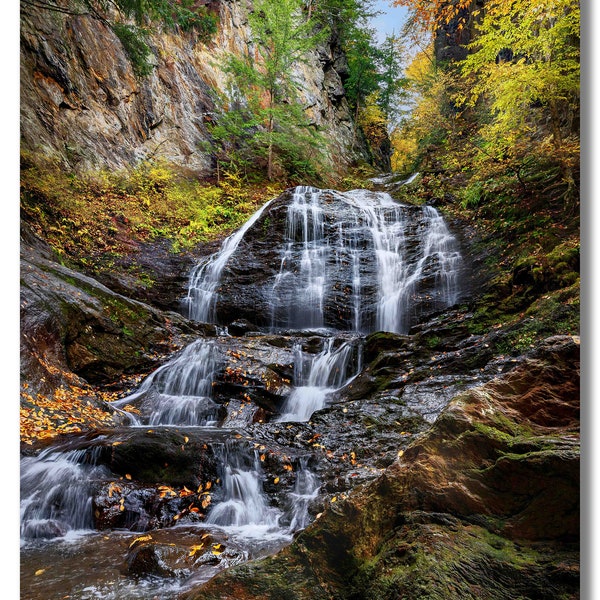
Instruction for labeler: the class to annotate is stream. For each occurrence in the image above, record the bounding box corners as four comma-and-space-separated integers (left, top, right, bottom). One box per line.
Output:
21, 185, 465, 599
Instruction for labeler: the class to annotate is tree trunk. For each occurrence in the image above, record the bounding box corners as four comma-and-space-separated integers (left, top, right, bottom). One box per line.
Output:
267, 112, 274, 181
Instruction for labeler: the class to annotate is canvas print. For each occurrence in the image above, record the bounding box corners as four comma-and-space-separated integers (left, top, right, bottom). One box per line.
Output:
20, 1, 580, 598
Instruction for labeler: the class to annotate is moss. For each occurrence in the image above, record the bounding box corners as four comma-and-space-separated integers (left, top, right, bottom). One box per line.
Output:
349, 521, 579, 600
20, 153, 282, 281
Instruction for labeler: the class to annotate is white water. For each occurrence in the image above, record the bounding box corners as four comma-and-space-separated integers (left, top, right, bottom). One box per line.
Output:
205, 445, 289, 545
112, 341, 221, 426
340, 189, 463, 334
21, 183, 465, 596
205, 445, 319, 545
185, 198, 275, 323
278, 338, 360, 422
270, 186, 329, 329
20, 447, 110, 541
264, 187, 464, 334
287, 458, 320, 531
419, 205, 463, 306
345, 190, 410, 333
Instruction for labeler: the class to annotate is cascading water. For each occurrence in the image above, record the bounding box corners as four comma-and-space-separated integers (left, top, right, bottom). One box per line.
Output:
278, 339, 361, 422
185, 198, 275, 323
112, 340, 221, 426
21, 446, 110, 541
419, 205, 463, 307
271, 186, 329, 329
286, 458, 320, 531
205, 444, 287, 545
265, 187, 463, 334
21, 183, 465, 599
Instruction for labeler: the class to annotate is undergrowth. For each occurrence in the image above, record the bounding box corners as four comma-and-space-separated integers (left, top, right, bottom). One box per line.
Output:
20, 151, 284, 276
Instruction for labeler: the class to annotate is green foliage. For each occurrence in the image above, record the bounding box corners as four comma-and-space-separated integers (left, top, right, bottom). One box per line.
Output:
337, 163, 377, 191
20, 153, 283, 273
391, 0, 579, 210
312, 0, 376, 43
344, 26, 382, 112
377, 34, 409, 124
98, 0, 217, 37
111, 23, 153, 77
210, 0, 328, 182
461, 0, 580, 167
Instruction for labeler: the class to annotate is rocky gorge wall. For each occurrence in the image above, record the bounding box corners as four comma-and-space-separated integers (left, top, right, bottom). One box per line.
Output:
20, 0, 368, 175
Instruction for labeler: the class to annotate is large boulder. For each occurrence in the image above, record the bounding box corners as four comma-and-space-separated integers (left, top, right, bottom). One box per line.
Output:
20, 223, 192, 391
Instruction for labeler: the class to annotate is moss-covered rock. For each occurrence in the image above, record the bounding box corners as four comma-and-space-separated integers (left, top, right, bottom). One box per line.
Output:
20, 223, 193, 390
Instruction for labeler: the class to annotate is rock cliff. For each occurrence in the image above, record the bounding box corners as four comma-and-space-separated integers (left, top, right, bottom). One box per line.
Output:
20, 0, 368, 175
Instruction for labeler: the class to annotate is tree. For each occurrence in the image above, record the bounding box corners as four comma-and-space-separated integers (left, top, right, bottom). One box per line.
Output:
392, 0, 473, 34
377, 33, 409, 126
458, 0, 579, 200
215, 0, 327, 181
311, 0, 377, 43
345, 25, 382, 125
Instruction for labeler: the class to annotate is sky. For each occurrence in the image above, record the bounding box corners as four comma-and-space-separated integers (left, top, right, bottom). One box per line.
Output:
370, 0, 409, 43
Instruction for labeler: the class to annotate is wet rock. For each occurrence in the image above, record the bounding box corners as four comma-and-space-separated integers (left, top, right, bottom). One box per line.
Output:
211, 188, 467, 333
126, 542, 179, 578
187, 336, 580, 599
20, 224, 191, 393
20, 519, 66, 540
106, 429, 219, 488
93, 238, 201, 313
228, 319, 258, 336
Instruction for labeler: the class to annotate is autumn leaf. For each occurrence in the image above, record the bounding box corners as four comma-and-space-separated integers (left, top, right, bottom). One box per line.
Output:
188, 544, 206, 557
34, 569, 46, 576
129, 534, 152, 548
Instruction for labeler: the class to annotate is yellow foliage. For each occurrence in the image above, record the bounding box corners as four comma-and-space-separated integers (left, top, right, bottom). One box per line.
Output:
20, 382, 116, 444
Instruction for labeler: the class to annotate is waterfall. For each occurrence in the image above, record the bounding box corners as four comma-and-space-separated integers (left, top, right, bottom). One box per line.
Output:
20, 447, 109, 541
185, 198, 275, 323
278, 339, 361, 422
112, 341, 221, 426
21, 183, 470, 599
183, 186, 464, 335
420, 205, 462, 306
346, 193, 410, 333
205, 445, 318, 541
205, 444, 287, 542
270, 186, 329, 329
287, 459, 319, 531
264, 187, 464, 334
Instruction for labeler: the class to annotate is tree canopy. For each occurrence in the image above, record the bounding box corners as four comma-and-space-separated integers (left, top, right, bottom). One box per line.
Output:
390, 0, 579, 206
